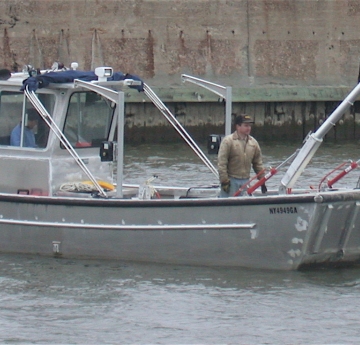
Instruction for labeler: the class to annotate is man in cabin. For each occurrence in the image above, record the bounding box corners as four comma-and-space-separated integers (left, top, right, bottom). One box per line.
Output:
217, 114, 267, 197
10, 109, 39, 148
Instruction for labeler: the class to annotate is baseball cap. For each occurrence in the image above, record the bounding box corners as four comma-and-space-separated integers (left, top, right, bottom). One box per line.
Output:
235, 114, 254, 125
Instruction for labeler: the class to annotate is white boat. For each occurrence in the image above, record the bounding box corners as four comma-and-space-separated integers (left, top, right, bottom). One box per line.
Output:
0, 63, 359, 270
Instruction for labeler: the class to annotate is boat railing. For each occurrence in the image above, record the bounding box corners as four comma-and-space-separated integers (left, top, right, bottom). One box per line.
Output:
143, 83, 219, 179
317, 159, 360, 191
181, 74, 232, 136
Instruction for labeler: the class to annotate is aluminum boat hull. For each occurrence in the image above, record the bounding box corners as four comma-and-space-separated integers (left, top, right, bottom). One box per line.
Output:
1, 190, 360, 270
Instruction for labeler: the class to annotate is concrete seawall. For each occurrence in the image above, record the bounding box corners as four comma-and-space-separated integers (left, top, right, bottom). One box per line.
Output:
1, 0, 360, 143
123, 93, 360, 144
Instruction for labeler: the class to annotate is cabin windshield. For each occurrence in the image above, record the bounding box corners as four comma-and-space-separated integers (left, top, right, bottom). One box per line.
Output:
0, 91, 54, 148
63, 91, 115, 148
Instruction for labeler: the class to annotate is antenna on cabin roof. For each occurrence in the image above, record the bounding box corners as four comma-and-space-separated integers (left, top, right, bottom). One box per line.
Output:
22, 64, 38, 77
51, 62, 59, 70
51, 62, 67, 71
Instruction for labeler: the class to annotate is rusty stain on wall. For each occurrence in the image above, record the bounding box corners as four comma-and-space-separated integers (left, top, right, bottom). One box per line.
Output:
2, 28, 17, 71
146, 30, 155, 78
91, 29, 104, 70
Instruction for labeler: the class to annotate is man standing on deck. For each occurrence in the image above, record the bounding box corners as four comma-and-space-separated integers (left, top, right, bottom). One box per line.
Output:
217, 114, 267, 197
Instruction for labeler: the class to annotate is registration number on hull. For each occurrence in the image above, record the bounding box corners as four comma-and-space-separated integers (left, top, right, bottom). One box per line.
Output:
269, 206, 297, 214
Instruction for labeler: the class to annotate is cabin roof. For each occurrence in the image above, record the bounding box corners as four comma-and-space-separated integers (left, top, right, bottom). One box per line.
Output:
0, 69, 144, 92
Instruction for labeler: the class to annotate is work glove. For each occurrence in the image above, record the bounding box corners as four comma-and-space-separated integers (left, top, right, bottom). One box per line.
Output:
221, 180, 230, 193
261, 183, 267, 194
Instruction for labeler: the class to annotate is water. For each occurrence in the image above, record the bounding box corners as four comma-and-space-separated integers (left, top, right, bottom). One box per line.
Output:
2, 255, 360, 344
124, 141, 360, 190
2, 142, 360, 344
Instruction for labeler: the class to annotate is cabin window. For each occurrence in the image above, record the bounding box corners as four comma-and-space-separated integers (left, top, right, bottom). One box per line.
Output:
63, 91, 114, 148
0, 91, 54, 148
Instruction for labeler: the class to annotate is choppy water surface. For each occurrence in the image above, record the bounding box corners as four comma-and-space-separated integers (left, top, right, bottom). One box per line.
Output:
2, 142, 360, 344
124, 141, 360, 190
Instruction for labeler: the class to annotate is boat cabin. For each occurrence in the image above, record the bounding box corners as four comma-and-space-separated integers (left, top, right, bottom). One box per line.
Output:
0, 67, 123, 196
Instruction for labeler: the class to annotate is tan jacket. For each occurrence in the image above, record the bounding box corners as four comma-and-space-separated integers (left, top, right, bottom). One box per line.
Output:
218, 131, 264, 183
